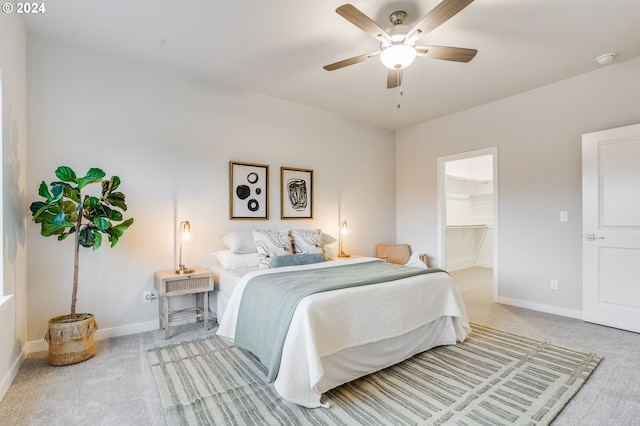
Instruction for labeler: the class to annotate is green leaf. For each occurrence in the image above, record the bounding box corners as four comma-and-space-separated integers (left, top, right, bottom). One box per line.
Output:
55, 166, 77, 183
93, 216, 110, 231
38, 181, 52, 200
61, 200, 77, 215
109, 233, 119, 248
51, 183, 68, 200
93, 232, 103, 250
41, 222, 66, 237
106, 192, 127, 211
63, 186, 80, 203
30, 201, 46, 217
57, 232, 71, 241
114, 217, 134, 233
33, 211, 55, 225
77, 168, 105, 189
78, 227, 96, 248
32, 204, 60, 223
107, 209, 123, 222
102, 176, 121, 196
84, 168, 106, 181
106, 218, 133, 247
83, 195, 101, 210
52, 211, 70, 226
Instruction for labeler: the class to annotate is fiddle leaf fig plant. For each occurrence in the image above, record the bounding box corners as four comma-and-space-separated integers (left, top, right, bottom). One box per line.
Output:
30, 166, 134, 318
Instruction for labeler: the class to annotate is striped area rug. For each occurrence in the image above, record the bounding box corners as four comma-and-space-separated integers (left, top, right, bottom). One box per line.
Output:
147, 323, 601, 425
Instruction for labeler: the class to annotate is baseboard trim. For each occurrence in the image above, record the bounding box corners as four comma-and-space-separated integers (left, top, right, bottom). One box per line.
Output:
497, 296, 582, 319
0, 345, 26, 402
26, 319, 160, 354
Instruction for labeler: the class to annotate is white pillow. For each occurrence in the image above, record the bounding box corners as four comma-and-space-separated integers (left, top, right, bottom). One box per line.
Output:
252, 229, 294, 269
291, 229, 324, 254
221, 231, 257, 254
213, 250, 259, 269
320, 232, 337, 246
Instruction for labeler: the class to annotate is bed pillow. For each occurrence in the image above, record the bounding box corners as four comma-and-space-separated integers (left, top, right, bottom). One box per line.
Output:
253, 229, 294, 269
221, 231, 257, 254
213, 250, 259, 269
320, 232, 337, 246
268, 253, 326, 268
291, 228, 324, 254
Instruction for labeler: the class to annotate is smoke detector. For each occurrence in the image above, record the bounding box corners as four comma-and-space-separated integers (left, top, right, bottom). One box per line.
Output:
596, 53, 616, 65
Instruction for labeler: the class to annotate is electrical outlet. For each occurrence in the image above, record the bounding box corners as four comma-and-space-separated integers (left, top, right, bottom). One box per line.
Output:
550, 279, 558, 290
143, 291, 153, 303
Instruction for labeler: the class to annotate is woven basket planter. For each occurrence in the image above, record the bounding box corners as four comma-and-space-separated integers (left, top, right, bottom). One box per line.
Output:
45, 313, 98, 366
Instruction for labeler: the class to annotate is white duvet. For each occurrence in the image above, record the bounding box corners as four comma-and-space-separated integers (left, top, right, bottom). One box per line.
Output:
217, 257, 470, 408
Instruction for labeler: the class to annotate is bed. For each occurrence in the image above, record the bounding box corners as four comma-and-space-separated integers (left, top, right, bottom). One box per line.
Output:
213, 249, 470, 408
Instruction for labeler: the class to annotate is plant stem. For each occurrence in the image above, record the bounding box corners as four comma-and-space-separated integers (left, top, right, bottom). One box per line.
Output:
71, 203, 83, 319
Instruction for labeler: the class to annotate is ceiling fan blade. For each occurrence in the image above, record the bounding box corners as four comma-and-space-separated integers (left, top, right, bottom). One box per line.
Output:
336, 4, 392, 44
387, 69, 403, 89
323, 51, 380, 71
405, 0, 474, 41
415, 45, 477, 62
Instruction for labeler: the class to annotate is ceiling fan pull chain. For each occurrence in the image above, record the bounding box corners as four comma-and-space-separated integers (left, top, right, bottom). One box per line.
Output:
397, 73, 402, 109
397, 82, 403, 108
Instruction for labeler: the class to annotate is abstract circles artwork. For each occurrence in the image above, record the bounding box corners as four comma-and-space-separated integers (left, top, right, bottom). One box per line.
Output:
229, 161, 269, 219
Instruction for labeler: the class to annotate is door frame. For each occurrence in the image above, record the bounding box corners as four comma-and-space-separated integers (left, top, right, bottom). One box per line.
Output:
437, 147, 499, 301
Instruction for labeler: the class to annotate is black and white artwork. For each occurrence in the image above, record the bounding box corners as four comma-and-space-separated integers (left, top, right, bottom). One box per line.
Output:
230, 161, 269, 219
281, 167, 313, 219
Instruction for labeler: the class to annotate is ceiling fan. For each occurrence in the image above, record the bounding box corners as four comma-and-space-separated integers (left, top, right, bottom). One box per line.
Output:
323, 0, 477, 91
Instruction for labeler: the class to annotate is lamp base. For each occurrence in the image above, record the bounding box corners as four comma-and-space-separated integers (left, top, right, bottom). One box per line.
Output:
175, 266, 195, 275
337, 252, 351, 258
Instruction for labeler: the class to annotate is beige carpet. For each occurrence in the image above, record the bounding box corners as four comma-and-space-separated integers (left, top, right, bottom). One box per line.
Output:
148, 323, 602, 425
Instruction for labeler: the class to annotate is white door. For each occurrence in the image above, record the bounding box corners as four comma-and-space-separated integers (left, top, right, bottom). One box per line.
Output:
583, 123, 640, 333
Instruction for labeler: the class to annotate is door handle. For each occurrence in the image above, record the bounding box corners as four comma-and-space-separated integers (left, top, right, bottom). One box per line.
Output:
585, 234, 605, 241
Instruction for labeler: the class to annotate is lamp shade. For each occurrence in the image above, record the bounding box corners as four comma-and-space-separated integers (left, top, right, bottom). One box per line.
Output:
338, 220, 350, 258
176, 220, 194, 274
380, 44, 416, 70
180, 221, 191, 240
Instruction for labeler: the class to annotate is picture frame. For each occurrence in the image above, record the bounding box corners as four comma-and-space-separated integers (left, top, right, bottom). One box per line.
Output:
229, 161, 269, 220
281, 167, 313, 219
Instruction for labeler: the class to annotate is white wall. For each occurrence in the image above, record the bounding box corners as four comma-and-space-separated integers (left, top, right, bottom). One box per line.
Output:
0, 13, 28, 400
26, 37, 396, 344
397, 56, 640, 316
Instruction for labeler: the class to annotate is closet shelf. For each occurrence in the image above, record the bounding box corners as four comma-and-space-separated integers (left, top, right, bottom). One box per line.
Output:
445, 175, 492, 184
446, 193, 493, 199
446, 224, 489, 229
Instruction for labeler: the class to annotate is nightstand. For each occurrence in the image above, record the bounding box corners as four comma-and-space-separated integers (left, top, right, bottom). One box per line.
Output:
153, 268, 214, 339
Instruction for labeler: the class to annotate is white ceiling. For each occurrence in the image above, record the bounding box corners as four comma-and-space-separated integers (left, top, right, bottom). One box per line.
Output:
22, 0, 640, 130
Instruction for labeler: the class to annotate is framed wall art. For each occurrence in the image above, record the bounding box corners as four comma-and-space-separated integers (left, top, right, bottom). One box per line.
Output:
281, 167, 313, 219
229, 161, 269, 220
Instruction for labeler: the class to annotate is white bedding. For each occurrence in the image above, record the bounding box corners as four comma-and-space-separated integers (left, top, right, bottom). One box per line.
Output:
208, 262, 257, 321
216, 257, 470, 408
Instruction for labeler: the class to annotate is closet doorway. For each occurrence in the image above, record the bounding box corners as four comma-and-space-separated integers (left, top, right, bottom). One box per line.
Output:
437, 148, 498, 301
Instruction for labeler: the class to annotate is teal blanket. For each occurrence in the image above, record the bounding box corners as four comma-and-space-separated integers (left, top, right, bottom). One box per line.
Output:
234, 260, 445, 382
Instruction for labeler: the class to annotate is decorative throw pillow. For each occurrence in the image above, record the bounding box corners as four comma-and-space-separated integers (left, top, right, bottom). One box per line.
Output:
252, 229, 294, 269
268, 253, 326, 268
290, 228, 324, 254
221, 231, 257, 254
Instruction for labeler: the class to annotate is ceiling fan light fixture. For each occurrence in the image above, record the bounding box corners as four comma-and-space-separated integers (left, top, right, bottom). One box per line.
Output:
380, 44, 416, 70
